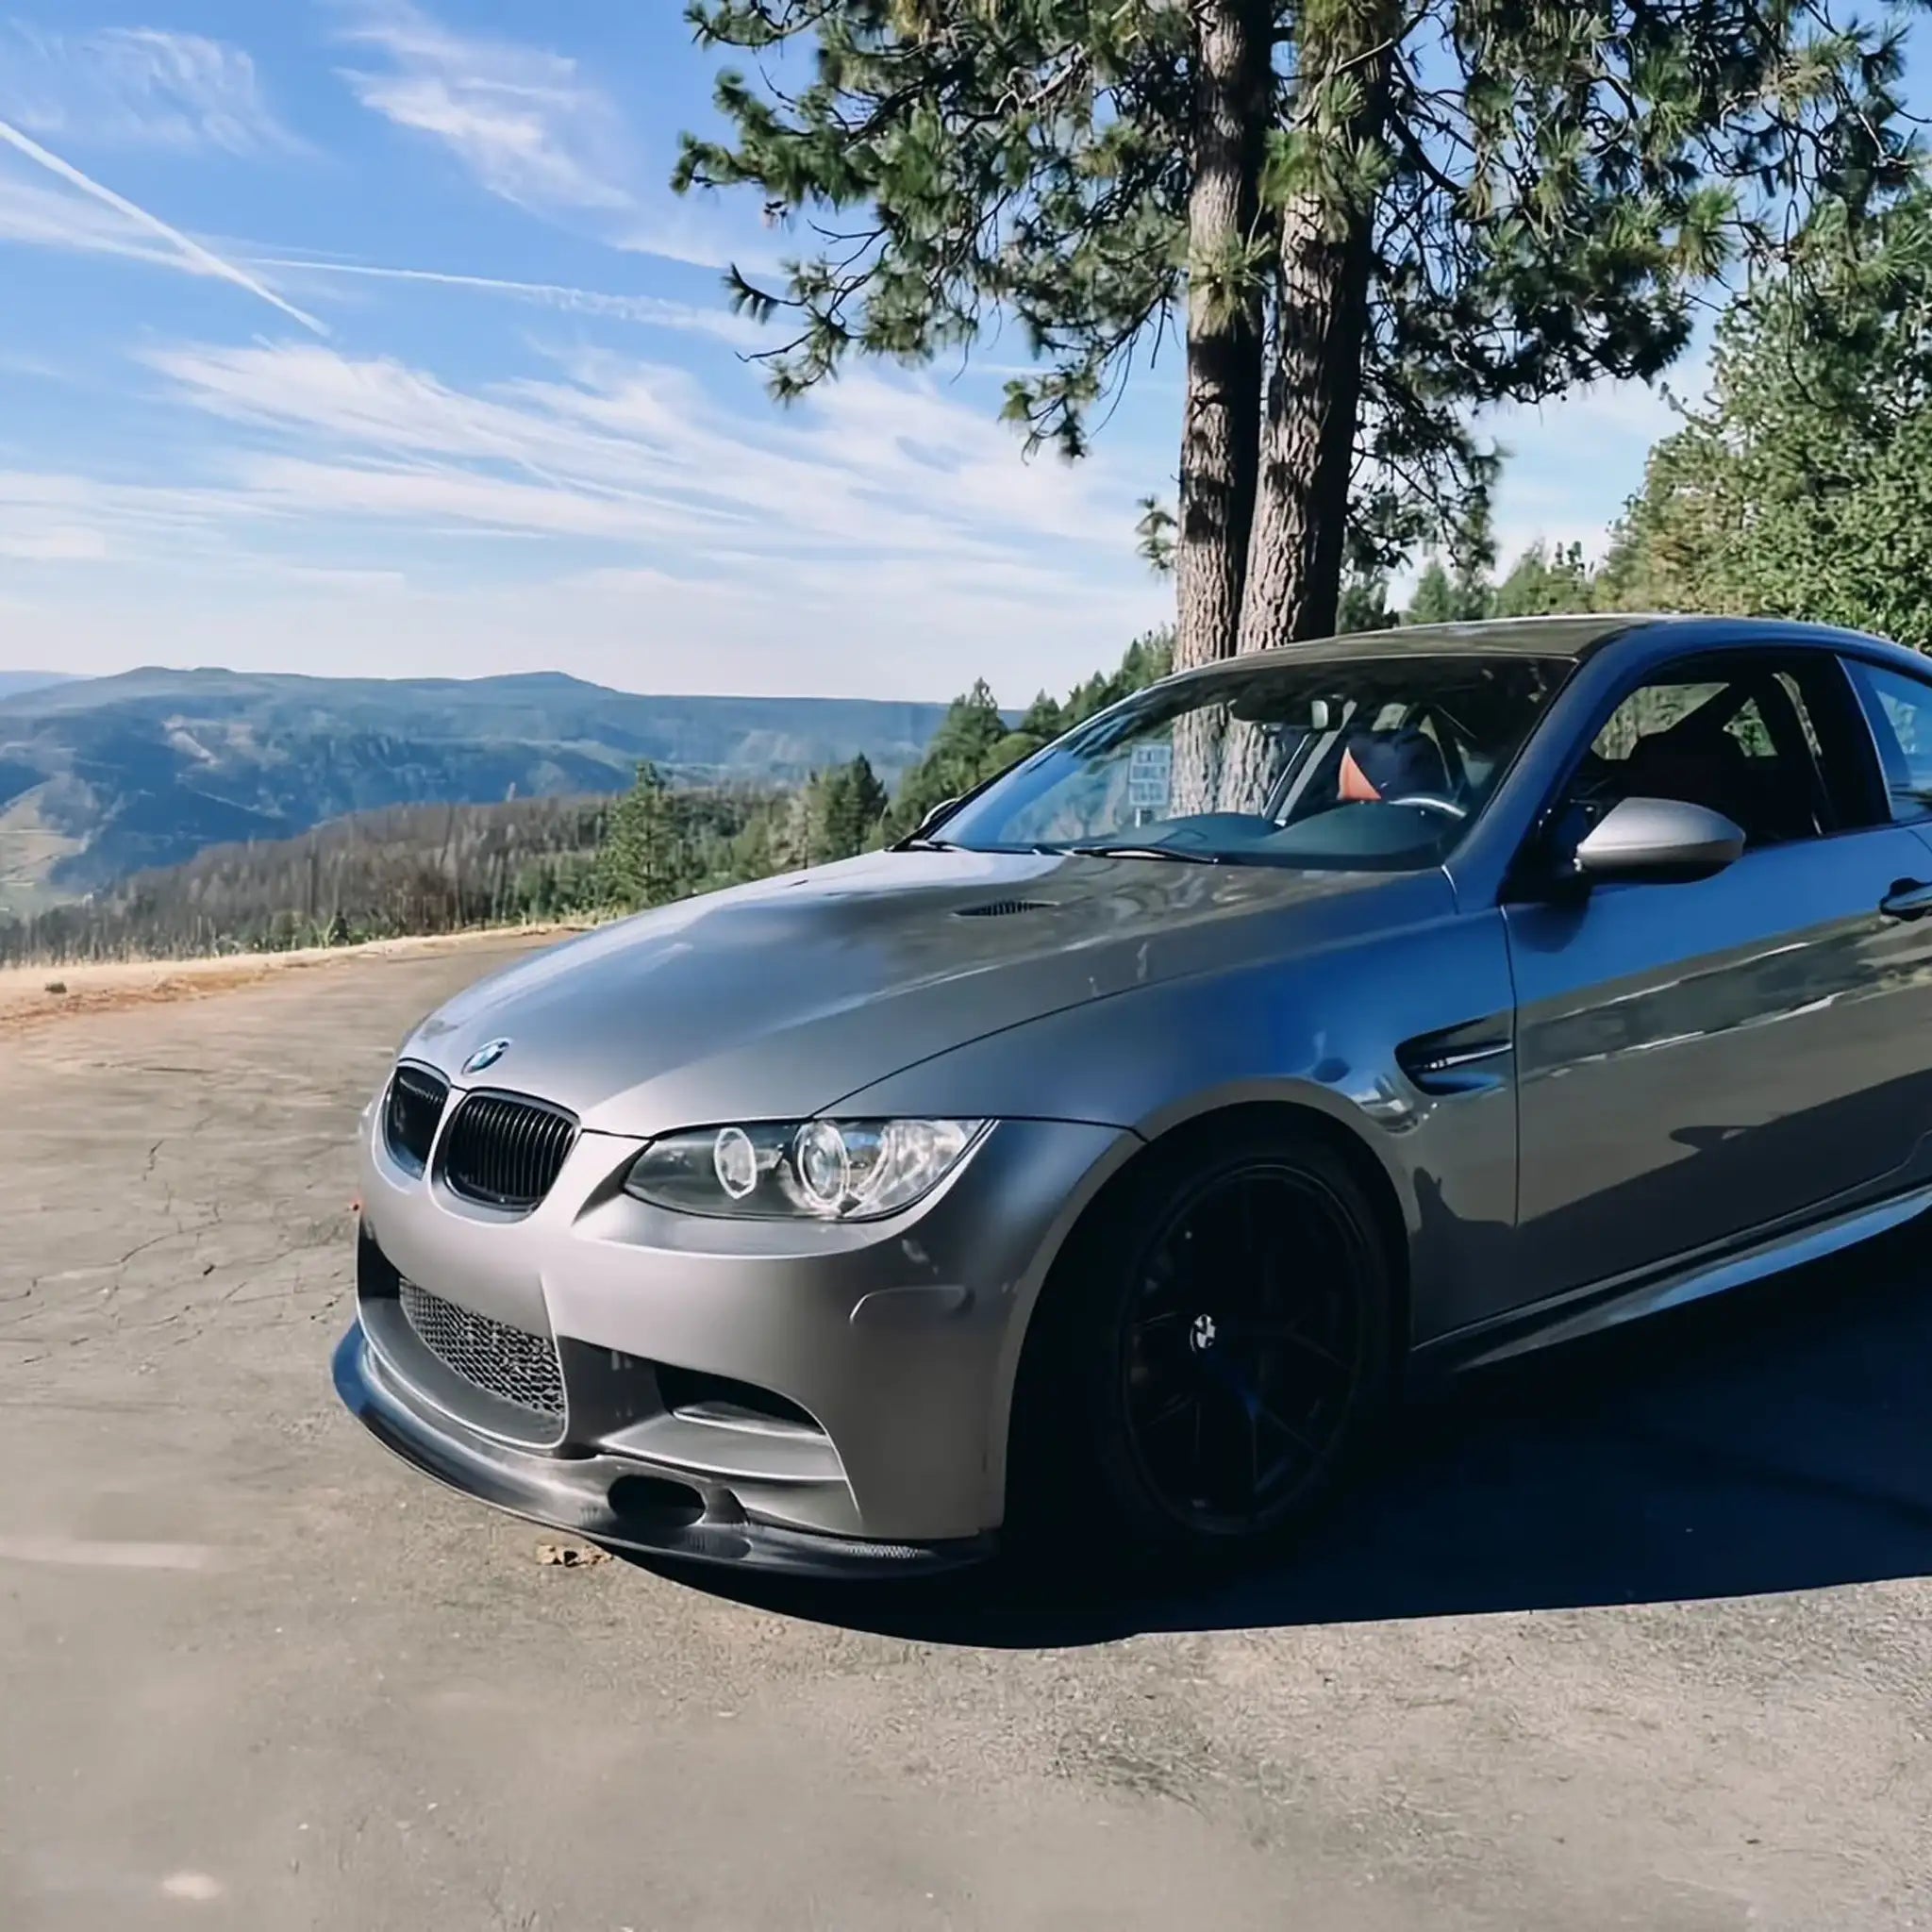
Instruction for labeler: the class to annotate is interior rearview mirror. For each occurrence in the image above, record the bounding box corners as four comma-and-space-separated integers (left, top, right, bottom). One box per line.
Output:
1572, 795, 1745, 883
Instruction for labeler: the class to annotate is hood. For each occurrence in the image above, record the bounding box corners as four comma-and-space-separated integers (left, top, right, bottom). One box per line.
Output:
408, 848, 1448, 1134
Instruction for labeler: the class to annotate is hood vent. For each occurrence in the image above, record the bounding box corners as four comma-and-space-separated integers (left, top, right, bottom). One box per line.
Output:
953, 898, 1057, 919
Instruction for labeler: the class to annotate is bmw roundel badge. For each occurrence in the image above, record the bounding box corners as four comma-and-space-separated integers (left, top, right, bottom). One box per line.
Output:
461, 1038, 511, 1075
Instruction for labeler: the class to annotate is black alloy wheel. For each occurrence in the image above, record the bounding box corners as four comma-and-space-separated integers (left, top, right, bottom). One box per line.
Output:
1016, 1120, 1393, 1564
1120, 1158, 1374, 1537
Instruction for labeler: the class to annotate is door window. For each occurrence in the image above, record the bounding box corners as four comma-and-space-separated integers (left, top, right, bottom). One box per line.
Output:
1562, 656, 1869, 850
1845, 661, 1932, 824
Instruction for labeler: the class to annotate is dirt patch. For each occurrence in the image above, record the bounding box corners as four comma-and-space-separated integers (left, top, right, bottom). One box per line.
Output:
0, 924, 588, 1035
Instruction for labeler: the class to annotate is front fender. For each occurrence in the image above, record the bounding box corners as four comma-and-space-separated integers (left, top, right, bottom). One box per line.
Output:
831, 904, 1521, 1349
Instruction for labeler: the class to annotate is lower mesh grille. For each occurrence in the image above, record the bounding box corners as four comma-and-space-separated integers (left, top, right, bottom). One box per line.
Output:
399, 1280, 563, 1419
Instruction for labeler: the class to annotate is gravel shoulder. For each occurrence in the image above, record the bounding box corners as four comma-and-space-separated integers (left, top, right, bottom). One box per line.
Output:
0, 925, 585, 1032
2, 934, 1927, 1931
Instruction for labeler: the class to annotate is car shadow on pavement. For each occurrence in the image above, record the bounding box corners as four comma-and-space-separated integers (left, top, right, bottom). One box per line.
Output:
634, 1224, 1932, 1647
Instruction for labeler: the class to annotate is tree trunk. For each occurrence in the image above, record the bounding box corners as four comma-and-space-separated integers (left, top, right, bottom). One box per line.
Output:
1235, 17, 1395, 658
1173, 0, 1270, 676
1169, 1, 1270, 816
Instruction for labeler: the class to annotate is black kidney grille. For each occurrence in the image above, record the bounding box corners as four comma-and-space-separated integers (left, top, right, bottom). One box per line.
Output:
384, 1063, 449, 1171
441, 1091, 577, 1209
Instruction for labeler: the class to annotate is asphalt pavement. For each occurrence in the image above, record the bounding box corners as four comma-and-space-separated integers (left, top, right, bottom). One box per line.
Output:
2, 933, 1928, 1930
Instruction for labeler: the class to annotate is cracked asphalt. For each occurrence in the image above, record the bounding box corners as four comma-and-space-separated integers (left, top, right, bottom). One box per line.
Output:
3, 933, 1930, 1930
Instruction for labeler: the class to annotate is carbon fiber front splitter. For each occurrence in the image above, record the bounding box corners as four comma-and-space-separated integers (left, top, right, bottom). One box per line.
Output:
332, 1321, 994, 1580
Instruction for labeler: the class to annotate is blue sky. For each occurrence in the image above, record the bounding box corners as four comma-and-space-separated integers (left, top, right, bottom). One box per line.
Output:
0, 2, 1689, 704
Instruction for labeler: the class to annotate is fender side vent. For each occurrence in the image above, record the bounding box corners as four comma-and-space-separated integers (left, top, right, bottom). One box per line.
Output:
953, 898, 1057, 919
1396, 1024, 1513, 1096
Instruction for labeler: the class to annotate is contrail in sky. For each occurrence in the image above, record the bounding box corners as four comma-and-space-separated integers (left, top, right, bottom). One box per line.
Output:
246, 256, 752, 340
0, 116, 328, 335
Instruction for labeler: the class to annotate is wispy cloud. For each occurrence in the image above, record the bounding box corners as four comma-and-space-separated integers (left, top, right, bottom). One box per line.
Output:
328, 0, 770, 273
0, 345, 68, 380
0, 22, 298, 154
334, 0, 631, 215
0, 117, 326, 332
134, 338, 1139, 565
0, 465, 279, 573
613, 212, 787, 279
243, 256, 761, 342
0, 518, 109, 563
2, 330, 1168, 695
0, 333, 1148, 594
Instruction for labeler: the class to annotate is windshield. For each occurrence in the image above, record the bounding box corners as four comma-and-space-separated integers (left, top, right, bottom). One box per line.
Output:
936, 652, 1568, 869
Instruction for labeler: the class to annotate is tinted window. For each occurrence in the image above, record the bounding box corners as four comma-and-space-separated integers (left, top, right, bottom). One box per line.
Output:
1847, 661, 1932, 824
1565, 656, 1866, 850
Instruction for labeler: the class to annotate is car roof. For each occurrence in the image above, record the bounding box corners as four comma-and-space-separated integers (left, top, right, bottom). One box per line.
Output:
1262, 613, 1657, 663
1161, 612, 1922, 679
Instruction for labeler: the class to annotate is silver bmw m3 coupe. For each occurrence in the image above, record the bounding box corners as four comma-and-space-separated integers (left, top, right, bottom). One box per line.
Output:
335, 614, 1932, 1574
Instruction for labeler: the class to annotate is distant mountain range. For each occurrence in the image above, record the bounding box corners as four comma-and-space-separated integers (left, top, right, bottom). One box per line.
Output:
0, 672, 75, 701
0, 667, 959, 910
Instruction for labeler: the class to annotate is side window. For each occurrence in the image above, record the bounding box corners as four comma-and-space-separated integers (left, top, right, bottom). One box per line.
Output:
1592, 681, 1818, 770
1846, 661, 1932, 824
1567, 655, 1872, 851
1591, 680, 1725, 760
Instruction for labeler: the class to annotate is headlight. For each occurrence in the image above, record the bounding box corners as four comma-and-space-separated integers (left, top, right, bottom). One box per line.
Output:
624, 1119, 987, 1221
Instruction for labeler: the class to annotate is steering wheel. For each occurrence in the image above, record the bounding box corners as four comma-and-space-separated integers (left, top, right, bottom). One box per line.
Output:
1387, 792, 1468, 820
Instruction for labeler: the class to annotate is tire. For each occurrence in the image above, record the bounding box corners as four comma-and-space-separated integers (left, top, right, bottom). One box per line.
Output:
1010, 1118, 1395, 1568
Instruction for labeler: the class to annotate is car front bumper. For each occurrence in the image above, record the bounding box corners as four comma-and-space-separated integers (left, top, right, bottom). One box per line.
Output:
332, 1319, 995, 1575
336, 1100, 1132, 1572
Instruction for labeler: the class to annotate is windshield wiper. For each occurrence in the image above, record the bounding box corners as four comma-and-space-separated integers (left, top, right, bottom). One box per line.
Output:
1051, 843, 1222, 865
895, 835, 961, 852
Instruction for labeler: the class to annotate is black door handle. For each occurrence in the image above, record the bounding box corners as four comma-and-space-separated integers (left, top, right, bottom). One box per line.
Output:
1881, 879, 1932, 921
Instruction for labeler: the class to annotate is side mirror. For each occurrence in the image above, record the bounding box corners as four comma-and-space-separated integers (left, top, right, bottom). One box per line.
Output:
1572, 795, 1745, 883
916, 796, 960, 837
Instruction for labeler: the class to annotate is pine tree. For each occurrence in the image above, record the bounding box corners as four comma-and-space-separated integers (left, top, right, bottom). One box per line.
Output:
1404, 558, 1490, 626
1336, 574, 1393, 633
1491, 542, 1596, 619
678, 2, 1920, 669
885, 678, 1012, 834
595, 761, 672, 911
1605, 185, 1932, 650
853, 754, 891, 850
772, 787, 813, 873
806, 754, 891, 861
879, 633, 1175, 838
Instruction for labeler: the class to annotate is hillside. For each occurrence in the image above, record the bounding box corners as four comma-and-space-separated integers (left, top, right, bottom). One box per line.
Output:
0, 672, 74, 701
0, 794, 625, 965
0, 668, 956, 909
